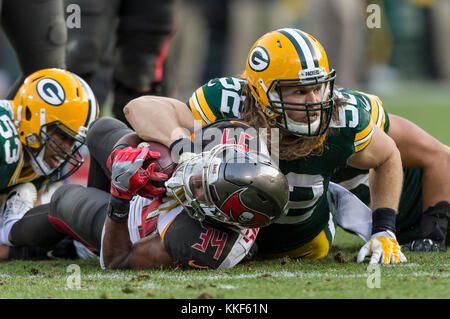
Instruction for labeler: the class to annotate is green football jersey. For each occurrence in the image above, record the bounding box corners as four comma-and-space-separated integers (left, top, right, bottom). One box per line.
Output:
186, 77, 375, 254
329, 91, 424, 243
0, 100, 47, 191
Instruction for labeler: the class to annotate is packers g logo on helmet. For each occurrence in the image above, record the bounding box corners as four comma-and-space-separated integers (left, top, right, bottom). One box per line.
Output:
36, 78, 66, 106
248, 46, 270, 72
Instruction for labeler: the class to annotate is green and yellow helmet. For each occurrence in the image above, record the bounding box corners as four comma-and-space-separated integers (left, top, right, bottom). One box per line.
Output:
10, 68, 99, 181
244, 28, 336, 137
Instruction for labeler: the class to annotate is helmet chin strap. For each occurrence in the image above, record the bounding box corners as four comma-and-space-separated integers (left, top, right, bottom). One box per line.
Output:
25, 111, 58, 177
25, 146, 56, 177
164, 153, 210, 221
285, 113, 320, 135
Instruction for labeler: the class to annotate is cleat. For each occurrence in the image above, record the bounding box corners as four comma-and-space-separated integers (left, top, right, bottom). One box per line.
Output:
0, 183, 37, 245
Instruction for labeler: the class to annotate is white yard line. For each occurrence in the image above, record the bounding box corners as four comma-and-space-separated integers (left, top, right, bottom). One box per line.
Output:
1, 263, 448, 283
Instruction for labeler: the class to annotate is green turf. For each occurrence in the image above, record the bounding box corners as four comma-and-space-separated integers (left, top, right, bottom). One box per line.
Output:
373, 80, 450, 145
0, 228, 448, 299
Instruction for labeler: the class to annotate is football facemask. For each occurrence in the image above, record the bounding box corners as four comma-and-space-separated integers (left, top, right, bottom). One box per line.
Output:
25, 121, 86, 182
266, 74, 335, 136
245, 28, 336, 137
166, 144, 289, 228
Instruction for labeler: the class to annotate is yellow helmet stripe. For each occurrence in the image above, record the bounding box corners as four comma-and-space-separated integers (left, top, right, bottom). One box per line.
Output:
296, 30, 320, 68
277, 28, 318, 70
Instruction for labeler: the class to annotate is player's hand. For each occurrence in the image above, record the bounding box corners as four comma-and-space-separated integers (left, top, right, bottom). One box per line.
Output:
357, 230, 407, 264
107, 146, 168, 200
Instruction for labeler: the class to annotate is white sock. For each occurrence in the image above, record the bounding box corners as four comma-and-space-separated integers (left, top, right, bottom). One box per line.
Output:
0, 219, 18, 246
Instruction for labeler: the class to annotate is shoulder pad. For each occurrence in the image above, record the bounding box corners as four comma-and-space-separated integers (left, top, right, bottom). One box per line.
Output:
186, 77, 246, 124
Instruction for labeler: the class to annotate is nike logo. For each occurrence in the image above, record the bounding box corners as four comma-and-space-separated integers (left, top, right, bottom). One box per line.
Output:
207, 80, 216, 87
113, 171, 127, 186
188, 260, 208, 269
46, 250, 56, 259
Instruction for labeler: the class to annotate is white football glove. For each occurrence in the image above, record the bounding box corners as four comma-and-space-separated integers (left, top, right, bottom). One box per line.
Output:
357, 230, 407, 264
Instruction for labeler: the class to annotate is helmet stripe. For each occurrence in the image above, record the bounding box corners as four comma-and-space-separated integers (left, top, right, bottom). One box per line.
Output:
294, 29, 319, 68
72, 73, 98, 128
277, 28, 317, 70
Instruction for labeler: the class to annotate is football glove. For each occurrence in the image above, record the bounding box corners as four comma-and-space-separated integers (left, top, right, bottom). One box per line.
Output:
401, 202, 449, 253
107, 146, 168, 200
357, 207, 407, 264
357, 230, 407, 264
401, 238, 446, 252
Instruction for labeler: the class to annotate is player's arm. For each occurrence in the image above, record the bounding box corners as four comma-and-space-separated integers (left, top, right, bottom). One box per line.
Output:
387, 114, 450, 210
101, 145, 172, 270
123, 95, 195, 148
348, 125, 403, 211
102, 220, 172, 270
349, 126, 406, 264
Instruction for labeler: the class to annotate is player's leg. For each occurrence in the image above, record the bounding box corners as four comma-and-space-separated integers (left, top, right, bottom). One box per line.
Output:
2, 184, 108, 261
9, 184, 108, 252
1, 0, 67, 98
63, 0, 121, 109
256, 214, 336, 261
0, 183, 78, 261
64, 0, 119, 81
48, 184, 110, 251
86, 117, 133, 191
112, 0, 176, 126
9, 203, 66, 247
396, 169, 449, 252
400, 201, 449, 252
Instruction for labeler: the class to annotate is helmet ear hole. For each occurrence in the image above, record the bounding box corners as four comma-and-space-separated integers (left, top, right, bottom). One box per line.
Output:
25, 106, 32, 121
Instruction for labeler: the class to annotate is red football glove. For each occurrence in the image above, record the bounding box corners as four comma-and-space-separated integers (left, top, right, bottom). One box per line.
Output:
107, 146, 168, 200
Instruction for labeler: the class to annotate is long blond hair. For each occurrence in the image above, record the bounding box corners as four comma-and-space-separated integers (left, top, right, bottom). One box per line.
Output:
239, 84, 345, 161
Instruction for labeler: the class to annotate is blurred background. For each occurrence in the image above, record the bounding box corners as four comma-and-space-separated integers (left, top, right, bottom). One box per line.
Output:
0, 0, 449, 146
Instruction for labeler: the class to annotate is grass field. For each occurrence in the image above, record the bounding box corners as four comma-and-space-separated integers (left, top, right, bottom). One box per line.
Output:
0, 228, 448, 299
376, 80, 450, 145
0, 81, 449, 301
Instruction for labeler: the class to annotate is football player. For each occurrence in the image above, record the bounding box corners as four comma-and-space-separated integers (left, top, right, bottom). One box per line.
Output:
0, 68, 99, 253
124, 28, 408, 264
1, 118, 290, 269
63, 0, 176, 126
331, 108, 450, 252
0, 0, 67, 99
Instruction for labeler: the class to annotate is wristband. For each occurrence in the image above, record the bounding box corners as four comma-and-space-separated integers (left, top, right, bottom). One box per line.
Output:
371, 207, 396, 234
107, 196, 130, 223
